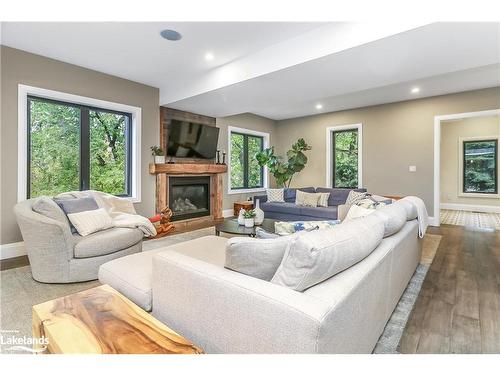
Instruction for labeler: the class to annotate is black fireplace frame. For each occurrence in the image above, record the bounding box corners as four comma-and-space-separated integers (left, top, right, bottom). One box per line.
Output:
168, 176, 211, 221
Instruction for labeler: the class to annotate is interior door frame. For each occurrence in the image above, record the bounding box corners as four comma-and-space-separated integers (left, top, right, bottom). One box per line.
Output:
433, 108, 500, 226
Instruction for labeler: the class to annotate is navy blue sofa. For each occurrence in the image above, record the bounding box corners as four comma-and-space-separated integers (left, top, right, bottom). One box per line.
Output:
254, 187, 367, 222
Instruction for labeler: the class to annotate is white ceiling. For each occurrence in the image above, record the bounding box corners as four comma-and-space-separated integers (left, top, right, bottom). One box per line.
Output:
2, 22, 500, 120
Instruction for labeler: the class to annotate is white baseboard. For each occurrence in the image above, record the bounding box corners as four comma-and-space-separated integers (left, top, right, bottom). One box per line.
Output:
441, 203, 500, 214
428, 216, 439, 227
0, 241, 26, 260
222, 209, 234, 218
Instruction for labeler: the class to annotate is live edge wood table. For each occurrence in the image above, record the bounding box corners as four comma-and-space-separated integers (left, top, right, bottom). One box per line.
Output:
32, 284, 203, 354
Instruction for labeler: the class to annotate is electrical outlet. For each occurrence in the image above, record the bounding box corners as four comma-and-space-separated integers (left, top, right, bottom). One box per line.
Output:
409, 166, 417, 172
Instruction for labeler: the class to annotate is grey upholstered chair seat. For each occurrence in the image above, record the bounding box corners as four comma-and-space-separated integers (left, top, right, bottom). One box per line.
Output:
14, 197, 143, 283
73, 227, 143, 258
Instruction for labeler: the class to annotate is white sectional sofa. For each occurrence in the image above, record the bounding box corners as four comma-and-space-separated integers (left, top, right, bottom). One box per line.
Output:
99, 200, 422, 353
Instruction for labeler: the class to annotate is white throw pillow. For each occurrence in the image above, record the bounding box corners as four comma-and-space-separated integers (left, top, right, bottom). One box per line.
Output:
67, 208, 114, 236
267, 188, 285, 203
295, 190, 320, 207
271, 214, 385, 291
225, 234, 300, 281
344, 204, 376, 221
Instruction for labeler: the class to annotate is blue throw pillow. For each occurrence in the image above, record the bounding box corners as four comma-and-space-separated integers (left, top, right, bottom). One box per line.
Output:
53, 197, 99, 234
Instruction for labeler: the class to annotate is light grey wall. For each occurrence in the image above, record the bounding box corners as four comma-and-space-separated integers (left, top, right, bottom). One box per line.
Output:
216, 113, 277, 211
275, 87, 500, 214
0, 46, 159, 245
441, 115, 500, 206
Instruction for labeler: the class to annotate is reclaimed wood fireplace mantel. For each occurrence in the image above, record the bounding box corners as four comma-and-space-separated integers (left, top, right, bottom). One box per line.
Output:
149, 162, 228, 224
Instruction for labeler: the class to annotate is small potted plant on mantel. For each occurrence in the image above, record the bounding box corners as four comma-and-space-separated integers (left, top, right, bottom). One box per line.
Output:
242, 209, 256, 228
151, 146, 165, 164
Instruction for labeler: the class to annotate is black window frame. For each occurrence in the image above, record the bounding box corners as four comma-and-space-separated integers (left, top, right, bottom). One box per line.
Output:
27, 95, 133, 198
230, 131, 264, 190
462, 139, 498, 194
331, 128, 359, 189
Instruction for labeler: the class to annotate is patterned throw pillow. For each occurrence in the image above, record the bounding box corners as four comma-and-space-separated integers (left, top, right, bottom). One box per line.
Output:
267, 189, 285, 203
295, 190, 320, 207
345, 190, 367, 205
274, 220, 340, 235
355, 198, 387, 210
317, 192, 330, 207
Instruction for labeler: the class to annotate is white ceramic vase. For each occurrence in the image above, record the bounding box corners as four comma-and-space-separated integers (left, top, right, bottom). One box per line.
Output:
154, 155, 165, 164
237, 209, 246, 225
254, 199, 264, 225
244, 218, 254, 228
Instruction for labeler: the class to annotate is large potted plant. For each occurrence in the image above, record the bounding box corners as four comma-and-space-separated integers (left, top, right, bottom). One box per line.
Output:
256, 138, 311, 188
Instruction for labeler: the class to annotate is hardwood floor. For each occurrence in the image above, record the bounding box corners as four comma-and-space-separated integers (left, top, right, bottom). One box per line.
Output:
399, 224, 500, 353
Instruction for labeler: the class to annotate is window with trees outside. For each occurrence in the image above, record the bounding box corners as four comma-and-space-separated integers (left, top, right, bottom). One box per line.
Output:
229, 130, 265, 191
332, 129, 359, 188
28, 96, 132, 198
463, 139, 498, 194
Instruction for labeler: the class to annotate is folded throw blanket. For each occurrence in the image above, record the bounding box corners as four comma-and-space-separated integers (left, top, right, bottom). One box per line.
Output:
401, 196, 429, 238
56, 190, 157, 237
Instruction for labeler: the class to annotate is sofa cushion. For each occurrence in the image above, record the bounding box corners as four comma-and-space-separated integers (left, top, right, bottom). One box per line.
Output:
32, 196, 69, 225
271, 214, 384, 291
225, 235, 295, 281
74, 227, 143, 258
372, 203, 407, 237
397, 200, 418, 221
260, 202, 302, 215
98, 235, 227, 311
315, 188, 367, 206
344, 204, 376, 221
299, 206, 338, 220
283, 187, 315, 202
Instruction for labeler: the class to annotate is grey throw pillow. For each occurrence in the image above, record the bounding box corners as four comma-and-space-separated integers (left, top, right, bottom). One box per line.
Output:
32, 196, 70, 225
271, 214, 384, 291
225, 234, 301, 281
54, 197, 99, 234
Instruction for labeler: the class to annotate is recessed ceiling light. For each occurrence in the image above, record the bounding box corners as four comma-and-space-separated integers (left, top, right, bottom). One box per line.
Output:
160, 29, 182, 41
315, 104, 323, 110
411, 87, 420, 94
205, 52, 214, 61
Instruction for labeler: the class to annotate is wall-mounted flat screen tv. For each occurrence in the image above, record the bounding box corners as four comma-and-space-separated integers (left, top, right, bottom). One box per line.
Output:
166, 120, 220, 159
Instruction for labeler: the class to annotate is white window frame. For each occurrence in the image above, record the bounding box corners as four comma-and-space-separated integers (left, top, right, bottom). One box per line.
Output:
17, 84, 142, 203
227, 126, 269, 195
458, 135, 499, 199
325, 123, 363, 188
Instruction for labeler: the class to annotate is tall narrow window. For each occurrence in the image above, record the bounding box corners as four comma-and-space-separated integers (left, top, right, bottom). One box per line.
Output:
463, 139, 498, 194
28, 96, 132, 198
229, 128, 267, 192
332, 129, 359, 188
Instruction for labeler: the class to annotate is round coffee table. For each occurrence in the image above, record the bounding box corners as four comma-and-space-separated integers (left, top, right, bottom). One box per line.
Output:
215, 218, 276, 237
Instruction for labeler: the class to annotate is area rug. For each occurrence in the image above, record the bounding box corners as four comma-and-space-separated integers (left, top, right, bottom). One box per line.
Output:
1, 227, 441, 354
373, 233, 442, 353
440, 209, 500, 230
